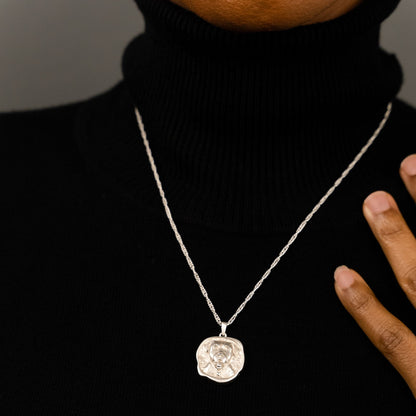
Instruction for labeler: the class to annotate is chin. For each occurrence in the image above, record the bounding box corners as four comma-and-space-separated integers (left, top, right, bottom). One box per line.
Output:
168, 0, 363, 32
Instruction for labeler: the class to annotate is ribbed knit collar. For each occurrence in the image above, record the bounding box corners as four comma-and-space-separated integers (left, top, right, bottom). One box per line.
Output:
137, 0, 399, 57
75, 0, 403, 233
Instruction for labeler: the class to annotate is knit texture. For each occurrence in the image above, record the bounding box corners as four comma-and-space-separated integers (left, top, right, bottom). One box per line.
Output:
1, 0, 416, 413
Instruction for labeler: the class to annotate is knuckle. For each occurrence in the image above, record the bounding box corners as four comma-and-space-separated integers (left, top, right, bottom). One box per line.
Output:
348, 290, 373, 314
401, 264, 416, 295
377, 215, 405, 242
377, 324, 409, 357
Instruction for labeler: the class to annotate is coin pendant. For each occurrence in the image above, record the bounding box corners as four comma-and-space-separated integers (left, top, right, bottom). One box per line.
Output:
196, 336, 245, 383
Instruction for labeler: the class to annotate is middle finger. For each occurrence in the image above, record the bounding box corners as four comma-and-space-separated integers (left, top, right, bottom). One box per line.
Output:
363, 190, 416, 308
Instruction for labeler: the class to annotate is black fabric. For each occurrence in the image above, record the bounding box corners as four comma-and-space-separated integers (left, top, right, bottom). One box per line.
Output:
2, 0, 416, 413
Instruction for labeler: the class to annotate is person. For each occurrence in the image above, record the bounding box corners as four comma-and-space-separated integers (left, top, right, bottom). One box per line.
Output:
1, 0, 415, 413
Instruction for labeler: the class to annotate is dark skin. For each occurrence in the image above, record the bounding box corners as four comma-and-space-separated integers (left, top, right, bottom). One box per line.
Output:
169, 0, 416, 398
334, 162, 416, 399
169, 0, 364, 31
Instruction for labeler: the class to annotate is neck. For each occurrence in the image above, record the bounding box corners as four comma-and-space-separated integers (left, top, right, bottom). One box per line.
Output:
86, 0, 403, 233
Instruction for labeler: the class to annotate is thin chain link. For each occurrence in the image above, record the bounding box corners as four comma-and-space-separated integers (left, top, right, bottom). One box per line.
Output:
134, 102, 393, 329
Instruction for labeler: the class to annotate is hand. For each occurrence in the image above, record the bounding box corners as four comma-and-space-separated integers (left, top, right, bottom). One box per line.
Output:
334, 154, 416, 399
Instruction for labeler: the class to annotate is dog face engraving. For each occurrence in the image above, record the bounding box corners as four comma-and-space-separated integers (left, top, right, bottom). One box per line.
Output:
209, 341, 233, 370
196, 336, 245, 382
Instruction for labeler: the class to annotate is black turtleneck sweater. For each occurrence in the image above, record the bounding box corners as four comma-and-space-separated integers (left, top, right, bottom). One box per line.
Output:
2, 0, 416, 413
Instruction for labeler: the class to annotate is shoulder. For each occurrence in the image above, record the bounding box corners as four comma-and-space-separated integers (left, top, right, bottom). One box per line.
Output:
0, 88, 116, 221
382, 97, 416, 152
0, 96, 88, 184
1, 98, 85, 166
1, 99, 92, 215
391, 97, 416, 129
0, 81, 123, 168
0, 80, 123, 180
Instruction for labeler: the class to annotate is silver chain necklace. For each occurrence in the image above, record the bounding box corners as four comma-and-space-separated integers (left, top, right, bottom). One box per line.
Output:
133, 102, 393, 383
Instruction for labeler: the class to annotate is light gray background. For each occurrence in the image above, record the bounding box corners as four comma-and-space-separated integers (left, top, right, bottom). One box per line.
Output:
0, 0, 415, 112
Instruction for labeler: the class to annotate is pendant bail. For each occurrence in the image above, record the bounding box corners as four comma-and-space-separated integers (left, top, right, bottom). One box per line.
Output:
220, 322, 227, 337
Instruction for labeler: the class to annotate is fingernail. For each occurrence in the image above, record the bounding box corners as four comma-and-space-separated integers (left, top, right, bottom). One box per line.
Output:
334, 265, 355, 290
364, 191, 392, 215
401, 154, 416, 177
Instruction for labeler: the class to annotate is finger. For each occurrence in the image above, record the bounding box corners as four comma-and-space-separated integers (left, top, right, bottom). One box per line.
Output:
363, 191, 416, 308
334, 265, 416, 397
400, 154, 416, 204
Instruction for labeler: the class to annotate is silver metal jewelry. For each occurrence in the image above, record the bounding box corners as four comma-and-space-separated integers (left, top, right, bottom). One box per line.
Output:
134, 101, 393, 383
